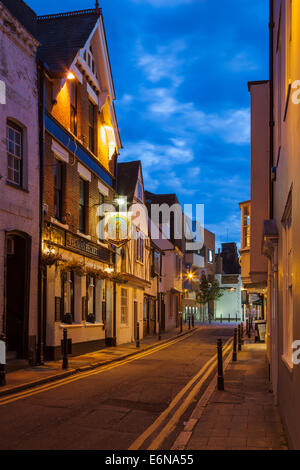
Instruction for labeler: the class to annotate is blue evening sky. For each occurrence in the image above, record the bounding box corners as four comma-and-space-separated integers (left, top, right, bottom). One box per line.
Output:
28, 0, 269, 248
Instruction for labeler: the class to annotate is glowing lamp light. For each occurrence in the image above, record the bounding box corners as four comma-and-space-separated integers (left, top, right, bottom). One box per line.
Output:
100, 126, 107, 144
67, 72, 75, 80
105, 267, 114, 274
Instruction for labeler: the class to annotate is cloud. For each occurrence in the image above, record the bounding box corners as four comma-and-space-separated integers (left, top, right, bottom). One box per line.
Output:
226, 52, 259, 72
131, 0, 196, 6
136, 40, 186, 87
142, 87, 250, 145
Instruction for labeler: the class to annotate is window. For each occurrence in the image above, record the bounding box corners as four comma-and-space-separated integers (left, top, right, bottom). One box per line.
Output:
54, 159, 64, 221
282, 196, 293, 367
135, 231, 144, 263
208, 249, 214, 264
137, 181, 143, 201
7, 122, 23, 186
86, 275, 96, 320
61, 271, 75, 323
242, 206, 250, 248
79, 178, 88, 234
121, 288, 128, 324
88, 100, 96, 153
175, 255, 182, 277
70, 81, 78, 135
153, 251, 160, 275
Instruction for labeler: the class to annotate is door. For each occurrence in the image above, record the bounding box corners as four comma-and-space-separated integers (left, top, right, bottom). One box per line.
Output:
5, 233, 31, 359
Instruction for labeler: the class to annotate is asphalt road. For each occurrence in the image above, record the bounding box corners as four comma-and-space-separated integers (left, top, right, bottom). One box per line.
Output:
0, 325, 234, 450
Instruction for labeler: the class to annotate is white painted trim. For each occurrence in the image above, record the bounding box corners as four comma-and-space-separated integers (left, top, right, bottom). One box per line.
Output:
70, 64, 83, 84
87, 83, 99, 105
98, 180, 109, 196
52, 139, 69, 163
77, 162, 91, 182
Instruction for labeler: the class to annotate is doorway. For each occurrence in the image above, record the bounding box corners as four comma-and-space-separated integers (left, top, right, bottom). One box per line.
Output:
5, 232, 31, 359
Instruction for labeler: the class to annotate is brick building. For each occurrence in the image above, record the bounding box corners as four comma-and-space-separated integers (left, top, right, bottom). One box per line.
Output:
36, 6, 122, 358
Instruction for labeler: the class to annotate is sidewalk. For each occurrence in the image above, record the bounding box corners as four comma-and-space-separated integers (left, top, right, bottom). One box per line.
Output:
0, 325, 196, 398
179, 341, 288, 450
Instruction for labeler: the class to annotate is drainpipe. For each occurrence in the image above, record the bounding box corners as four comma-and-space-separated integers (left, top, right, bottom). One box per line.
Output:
269, 0, 274, 220
37, 60, 45, 365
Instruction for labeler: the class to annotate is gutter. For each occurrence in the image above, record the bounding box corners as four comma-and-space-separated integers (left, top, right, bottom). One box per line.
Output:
37, 60, 45, 365
269, 0, 274, 219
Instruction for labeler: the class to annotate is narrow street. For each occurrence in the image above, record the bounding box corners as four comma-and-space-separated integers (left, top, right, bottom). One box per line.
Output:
0, 326, 233, 450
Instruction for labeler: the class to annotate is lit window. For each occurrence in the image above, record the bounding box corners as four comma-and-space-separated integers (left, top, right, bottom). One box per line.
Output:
70, 81, 78, 136
208, 249, 214, 264
121, 288, 128, 324
7, 122, 23, 186
61, 271, 75, 323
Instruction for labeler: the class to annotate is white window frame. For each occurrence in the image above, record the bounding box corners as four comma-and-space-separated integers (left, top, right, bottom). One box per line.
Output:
121, 288, 128, 325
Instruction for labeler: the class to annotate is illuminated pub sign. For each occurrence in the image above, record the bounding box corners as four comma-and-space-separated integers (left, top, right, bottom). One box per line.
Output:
104, 212, 131, 248
43, 223, 112, 263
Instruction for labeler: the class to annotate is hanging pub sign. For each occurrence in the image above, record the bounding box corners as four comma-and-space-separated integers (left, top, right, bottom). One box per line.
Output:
104, 212, 132, 248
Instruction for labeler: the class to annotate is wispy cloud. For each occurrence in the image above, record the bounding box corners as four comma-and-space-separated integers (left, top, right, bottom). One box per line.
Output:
136, 40, 186, 87
131, 0, 196, 6
142, 87, 250, 145
226, 51, 259, 72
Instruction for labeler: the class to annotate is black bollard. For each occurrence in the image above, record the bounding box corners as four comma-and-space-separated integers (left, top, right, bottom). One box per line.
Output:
232, 328, 238, 362
188, 316, 191, 330
158, 321, 162, 341
246, 319, 249, 337
136, 322, 140, 348
217, 338, 224, 391
241, 322, 244, 345
228, 314, 231, 323
192, 315, 195, 328
248, 318, 251, 338
180, 314, 183, 333
0, 335, 6, 386
62, 328, 69, 370
238, 324, 242, 352
220, 314, 223, 324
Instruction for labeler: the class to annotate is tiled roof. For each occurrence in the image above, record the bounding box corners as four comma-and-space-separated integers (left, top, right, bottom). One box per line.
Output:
1, 0, 37, 37
144, 191, 180, 207
37, 9, 100, 75
1, 1, 101, 75
116, 161, 141, 203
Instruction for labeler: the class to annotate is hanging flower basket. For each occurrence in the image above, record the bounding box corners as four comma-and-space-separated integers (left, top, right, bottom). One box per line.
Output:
41, 252, 63, 267
85, 266, 109, 280
61, 260, 86, 277
108, 273, 128, 284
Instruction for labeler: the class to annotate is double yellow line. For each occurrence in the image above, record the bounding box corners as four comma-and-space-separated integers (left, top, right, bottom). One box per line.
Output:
0, 330, 197, 407
129, 337, 233, 450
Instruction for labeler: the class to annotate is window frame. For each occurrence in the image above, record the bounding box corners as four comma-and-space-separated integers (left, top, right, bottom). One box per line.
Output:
54, 159, 64, 221
7, 121, 23, 187
79, 177, 88, 234
120, 288, 128, 325
70, 81, 78, 136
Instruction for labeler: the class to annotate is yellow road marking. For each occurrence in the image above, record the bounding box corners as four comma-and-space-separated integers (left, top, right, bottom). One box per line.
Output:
129, 337, 233, 450
0, 330, 198, 407
147, 341, 232, 450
